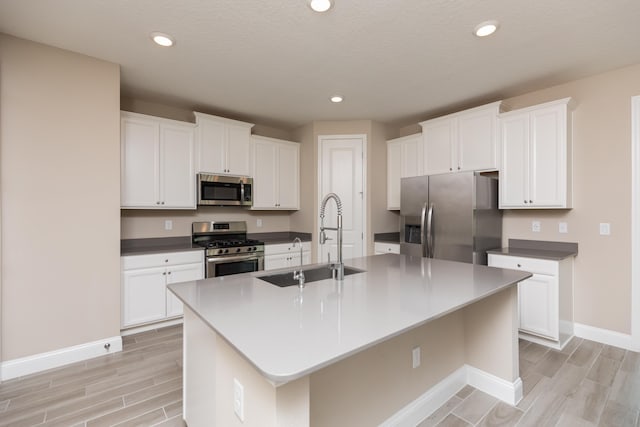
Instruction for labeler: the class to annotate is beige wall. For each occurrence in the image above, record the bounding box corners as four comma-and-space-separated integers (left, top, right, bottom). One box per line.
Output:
0, 35, 121, 360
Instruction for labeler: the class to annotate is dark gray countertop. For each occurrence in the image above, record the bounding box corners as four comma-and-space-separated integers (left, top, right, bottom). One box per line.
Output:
487, 239, 578, 261
121, 232, 313, 256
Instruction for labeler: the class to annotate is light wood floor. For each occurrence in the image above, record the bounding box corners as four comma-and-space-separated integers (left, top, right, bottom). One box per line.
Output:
2, 326, 639, 426
0, 324, 185, 427
418, 338, 640, 427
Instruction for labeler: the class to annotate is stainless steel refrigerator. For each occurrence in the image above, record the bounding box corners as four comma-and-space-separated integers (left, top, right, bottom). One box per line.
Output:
400, 171, 502, 265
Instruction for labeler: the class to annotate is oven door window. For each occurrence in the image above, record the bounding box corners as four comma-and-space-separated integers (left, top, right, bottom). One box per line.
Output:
201, 182, 241, 202
208, 258, 259, 277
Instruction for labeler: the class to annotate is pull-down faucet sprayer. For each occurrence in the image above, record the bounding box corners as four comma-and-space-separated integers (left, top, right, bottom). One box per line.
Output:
319, 192, 344, 280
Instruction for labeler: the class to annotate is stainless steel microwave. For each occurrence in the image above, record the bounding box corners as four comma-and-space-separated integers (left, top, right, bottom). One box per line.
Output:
197, 173, 253, 207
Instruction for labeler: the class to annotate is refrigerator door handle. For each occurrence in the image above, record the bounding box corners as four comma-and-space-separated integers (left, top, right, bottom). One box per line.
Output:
426, 203, 434, 258
420, 202, 428, 257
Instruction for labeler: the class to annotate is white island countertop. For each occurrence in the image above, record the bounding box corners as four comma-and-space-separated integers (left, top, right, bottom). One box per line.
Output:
169, 254, 531, 385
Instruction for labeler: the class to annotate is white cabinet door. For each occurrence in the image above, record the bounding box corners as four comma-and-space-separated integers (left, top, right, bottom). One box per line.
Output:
457, 106, 498, 172
122, 267, 167, 327
251, 136, 300, 210
529, 105, 567, 207
165, 262, 204, 318
386, 140, 402, 210
252, 139, 278, 208
518, 274, 559, 340
277, 142, 300, 209
423, 119, 455, 175
121, 116, 160, 207
264, 253, 291, 271
196, 116, 226, 174
499, 113, 530, 207
226, 124, 252, 176
386, 134, 422, 210
160, 123, 195, 208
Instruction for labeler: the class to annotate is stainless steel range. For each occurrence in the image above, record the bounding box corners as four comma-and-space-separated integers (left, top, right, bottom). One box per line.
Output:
192, 221, 264, 278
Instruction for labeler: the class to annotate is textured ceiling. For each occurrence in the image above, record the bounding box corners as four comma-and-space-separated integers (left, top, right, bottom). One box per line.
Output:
1, 0, 639, 129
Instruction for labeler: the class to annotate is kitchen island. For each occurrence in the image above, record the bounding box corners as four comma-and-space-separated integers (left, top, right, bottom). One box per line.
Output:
169, 254, 531, 427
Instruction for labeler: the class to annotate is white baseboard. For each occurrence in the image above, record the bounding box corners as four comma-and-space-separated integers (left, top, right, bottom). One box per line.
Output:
380, 366, 467, 427
1, 336, 123, 381
380, 365, 521, 427
574, 323, 639, 352
466, 365, 523, 406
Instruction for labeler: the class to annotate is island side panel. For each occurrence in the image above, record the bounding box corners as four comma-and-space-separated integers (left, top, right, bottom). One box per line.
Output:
310, 310, 466, 427
462, 286, 521, 402
184, 306, 311, 427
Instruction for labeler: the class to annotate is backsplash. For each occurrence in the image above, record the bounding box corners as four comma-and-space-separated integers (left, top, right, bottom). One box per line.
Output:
120, 207, 294, 239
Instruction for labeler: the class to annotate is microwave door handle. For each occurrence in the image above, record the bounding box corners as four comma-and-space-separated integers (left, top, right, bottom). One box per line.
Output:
420, 202, 427, 258
240, 182, 245, 204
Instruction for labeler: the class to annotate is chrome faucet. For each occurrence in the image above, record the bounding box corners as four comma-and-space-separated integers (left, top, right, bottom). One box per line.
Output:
319, 192, 344, 280
292, 237, 305, 288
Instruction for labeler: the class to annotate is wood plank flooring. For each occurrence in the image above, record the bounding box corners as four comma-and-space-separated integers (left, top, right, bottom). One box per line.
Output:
418, 338, 640, 427
2, 325, 639, 426
0, 325, 184, 427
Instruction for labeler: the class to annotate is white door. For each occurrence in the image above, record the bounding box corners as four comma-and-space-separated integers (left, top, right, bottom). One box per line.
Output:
121, 116, 160, 207
278, 142, 299, 209
160, 123, 195, 208
423, 118, 455, 174
318, 135, 366, 263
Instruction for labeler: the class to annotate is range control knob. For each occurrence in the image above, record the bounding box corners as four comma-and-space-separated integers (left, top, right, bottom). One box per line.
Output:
224, 249, 229, 254
236, 248, 241, 253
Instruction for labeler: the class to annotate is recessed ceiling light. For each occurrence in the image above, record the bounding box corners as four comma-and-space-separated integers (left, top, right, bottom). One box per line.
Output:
330, 95, 343, 103
474, 21, 499, 37
310, 0, 332, 12
151, 32, 174, 47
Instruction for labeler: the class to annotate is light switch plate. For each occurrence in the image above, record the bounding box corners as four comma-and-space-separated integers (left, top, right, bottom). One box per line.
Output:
257, 219, 263, 228
233, 378, 244, 422
532, 221, 541, 233
599, 223, 611, 235
559, 222, 568, 233
412, 347, 421, 369
164, 220, 173, 231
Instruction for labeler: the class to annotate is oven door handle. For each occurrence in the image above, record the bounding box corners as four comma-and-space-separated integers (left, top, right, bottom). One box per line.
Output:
206, 254, 261, 263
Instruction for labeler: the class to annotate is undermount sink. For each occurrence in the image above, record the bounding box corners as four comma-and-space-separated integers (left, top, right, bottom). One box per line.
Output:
258, 265, 365, 287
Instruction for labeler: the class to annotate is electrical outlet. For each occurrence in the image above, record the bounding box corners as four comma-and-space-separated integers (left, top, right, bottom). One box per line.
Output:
559, 222, 568, 234
164, 220, 173, 231
233, 378, 244, 422
532, 221, 541, 233
599, 223, 611, 236
412, 347, 421, 369
257, 218, 263, 228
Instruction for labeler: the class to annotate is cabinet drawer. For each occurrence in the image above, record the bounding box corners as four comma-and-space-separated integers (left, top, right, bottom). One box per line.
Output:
488, 254, 558, 276
122, 250, 204, 270
374, 242, 400, 254
265, 241, 311, 256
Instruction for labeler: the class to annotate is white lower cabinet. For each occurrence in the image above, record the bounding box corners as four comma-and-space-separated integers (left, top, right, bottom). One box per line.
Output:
264, 241, 311, 271
488, 253, 573, 349
121, 251, 204, 329
374, 242, 400, 254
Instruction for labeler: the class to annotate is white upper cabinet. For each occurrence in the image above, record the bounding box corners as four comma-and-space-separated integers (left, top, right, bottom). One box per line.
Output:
386, 133, 423, 210
251, 135, 300, 210
121, 112, 195, 209
194, 112, 254, 176
499, 98, 573, 209
420, 101, 502, 175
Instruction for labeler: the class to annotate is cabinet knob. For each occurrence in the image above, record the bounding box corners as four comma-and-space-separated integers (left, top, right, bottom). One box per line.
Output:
517, 264, 521, 267
163, 272, 166, 275
529, 200, 533, 203
524, 200, 528, 204
165, 259, 169, 262
161, 201, 165, 205
156, 201, 161, 205
449, 167, 452, 171
457, 166, 461, 170
167, 271, 171, 275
